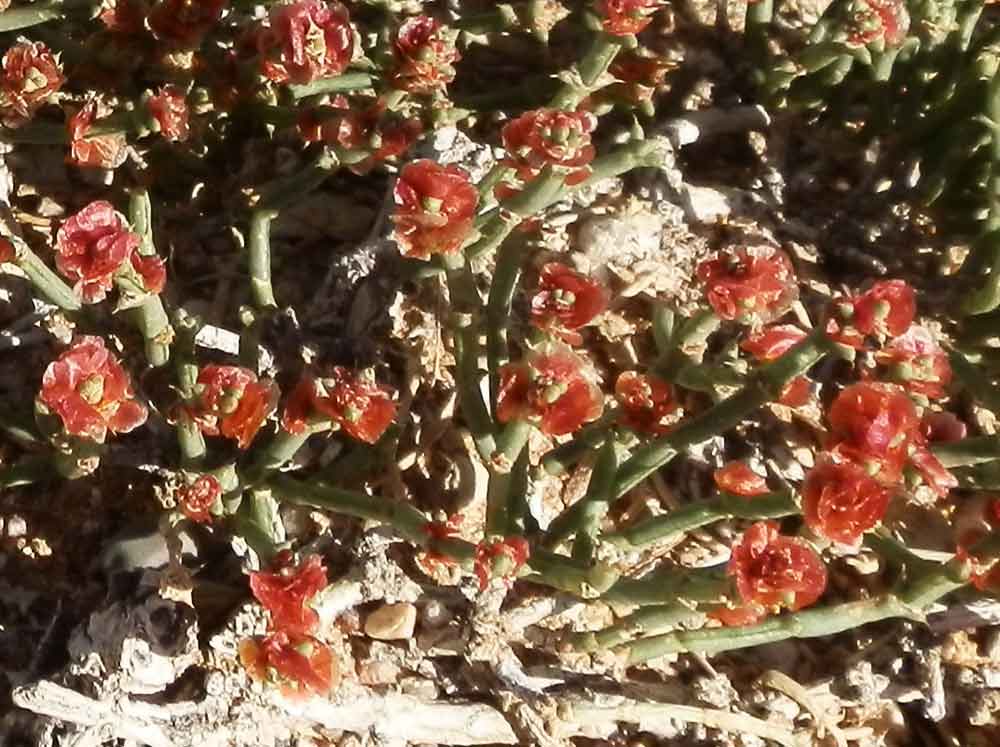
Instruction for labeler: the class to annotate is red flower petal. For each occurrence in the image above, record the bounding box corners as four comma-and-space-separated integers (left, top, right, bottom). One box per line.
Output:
696, 247, 798, 324
288, 369, 396, 444
147, 86, 190, 142
802, 457, 892, 545
614, 370, 681, 435
391, 15, 460, 94
178, 474, 221, 523
257, 0, 354, 85
596, 0, 665, 35
714, 461, 769, 497
191, 365, 278, 449
530, 262, 608, 343
473, 536, 530, 591
496, 343, 604, 436
39, 336, 148, 441
875, 325, 951, 399
391, 159, 478, 260
249, 554, 328, 635
741, 324, 808, 362
67, 100, 128, 170
240, 631, 338, 698
501, 109, 597, 183
851, 280, 916, 338
728, 521, 827, 613
0, 42, 63, 128
909, 441, 958, 498
55, 200, 140, 303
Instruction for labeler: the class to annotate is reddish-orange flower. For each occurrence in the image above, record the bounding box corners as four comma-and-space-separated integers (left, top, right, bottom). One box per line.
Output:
909, 441, 959, 498
99, 0, 146, 33
849, 279, 915, 338
596, 0, 665, 35
497, 343, 604, 436
39, 336, 148, 442
0, 237, 13, 264
715, 461, 769, 497
240, 631, 337, 698
147, 86, 190, 142
845, 0, 909, 47
875, 325, 951, 400
474, 536, 530, 591
321, 98, 422, 174
614, 371, 680, 435
281, 368, 395, 444
827, 382, 918, 485
607, 53, 672, 104
501, 108, 597, 185
802, 457, 892, 545
189, 365, 278, 449
67, 100, 129, 170
148, 0, 228, 48
0, 42, 64, 128
55, 201, 166, 303
177, 474, 221, 523
741, 324, 812, 406
530, 262, 608, 344
697, 247, 798, 324
725, 521, 827, 622
391, 159, 478, 260
391, 16, 459, 94
257, 0, 354, 85
250, 554, 327, 635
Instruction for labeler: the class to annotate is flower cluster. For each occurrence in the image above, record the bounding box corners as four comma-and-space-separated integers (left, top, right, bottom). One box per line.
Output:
390, 159, 478, 260
177, 474, 222, 524
614, 371, 681, 435
597, 0, 666, 36
186, 365, 279, 449
0, 42, 63, 128
391, 16, 460, 94
500, 108, 597, 188
282, 367, 396, 444
241, 554, 337, 698
255, 0, 354, 85
38, 336, 148, 442
714, 521, 827, 626
473, 536, 530, 590
696, 246, 798, 325
55, 201, 165, 304
529, 262, 608, 344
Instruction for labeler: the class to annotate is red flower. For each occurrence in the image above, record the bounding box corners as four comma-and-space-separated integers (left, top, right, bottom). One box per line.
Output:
0, 237, 14, 264
391, 159, 478, 260
391, 16, 459, 94
239, 631, 337, 698
875, 325, 951, 400
741, 324, 811, 406
607, 53, 672, 104
530, 262, 608, 344
827, 382, 918, 485
148, 0, 228, 48
39, 336, 148, 441
921, 411, 967, 443
281, 369, 395, 444
714, 461, 769, 497
501, 108, 597, 185
474, 536, 530, 591
189, 365, 278, 449
802, 457, 892, 545
257, 0, 354, 85
418, 514, 463, 571
909, 440, 958, 498
497, 343, 604, 436
177, 474, 221, 523
696, 247, 798, 324
614, 371, 681, 435
56, 201, 144, 303
0, 42, 64, 128
67, 100, 128, 170
849, 279, 915, 338
845, 0, 909, 47
321, 98, 422, 174
596, 0, 665, 36
250, 554, 327, 635
727, 521, 827, 618
147, 86, 190, 142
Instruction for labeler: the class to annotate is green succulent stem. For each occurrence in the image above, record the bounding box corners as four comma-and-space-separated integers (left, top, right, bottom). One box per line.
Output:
622, 558, 969, 663
248, 209, 279, 310
949, 349, 1000, 411
487, 420, 533, 536
485, 235, 529, 408
545, 437, 618, 550
603, 567, 731, 607
172, 311, 206, 467
287, 72, 374, 100
569, 604, 700, 652
549, 31, 624, 110
128, 189, 172, 367
0, 455, 53, 489
0, 3, 63, 32
931, 435, 1000, 468
540, 407, 622, 476
7, 235, 81, 311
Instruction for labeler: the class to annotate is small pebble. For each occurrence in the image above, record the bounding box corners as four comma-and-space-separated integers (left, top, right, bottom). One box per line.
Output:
364, 602, 417, 640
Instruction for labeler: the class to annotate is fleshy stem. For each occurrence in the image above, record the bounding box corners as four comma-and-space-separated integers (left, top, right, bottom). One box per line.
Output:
622, 558, 970, 663
569, 604, 701, 652
485, 234, 529, 409
287, 72, 374, 100
0, 455, 52, 488
267, 475, 620, 595
248, 209, 279, 310
602, 567, 731, 607
549, 31, 624, 111
0, 2, 62, 32
600, 490, 799, 550
128, 189, 172, 367
949, 349, 1000, 411
486, 420, 532, 536
540, 407, 622, 476
172, 311, 206, 467
931, 434, 1000, 468
568, 438, 618, 563
612, 329, 835, 497
6, 233, 81, 311
441, 251, 496, 461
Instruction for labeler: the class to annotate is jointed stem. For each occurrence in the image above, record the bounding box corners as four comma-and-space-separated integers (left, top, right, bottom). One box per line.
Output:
8, 235, 81, 312
172, 312, 206, 467
128, 189, 172, 367
248, 209, 279, 310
